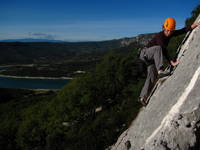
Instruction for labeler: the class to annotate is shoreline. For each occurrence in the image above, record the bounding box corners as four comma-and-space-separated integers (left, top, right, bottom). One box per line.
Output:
0, 64, 78, 80
0, 87, 59, 92
29, 88, 60, 92
0, 74, 73, 80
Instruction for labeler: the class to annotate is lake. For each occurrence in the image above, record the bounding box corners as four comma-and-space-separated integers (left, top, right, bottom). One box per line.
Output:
0, 76, 70, 90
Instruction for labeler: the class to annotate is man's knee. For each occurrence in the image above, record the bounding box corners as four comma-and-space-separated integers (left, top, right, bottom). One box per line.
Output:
153, 45, 162, 52
148, 65, 158, 78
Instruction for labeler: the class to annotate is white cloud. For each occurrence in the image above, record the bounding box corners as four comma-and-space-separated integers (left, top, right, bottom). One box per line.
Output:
28, 32, 56, 40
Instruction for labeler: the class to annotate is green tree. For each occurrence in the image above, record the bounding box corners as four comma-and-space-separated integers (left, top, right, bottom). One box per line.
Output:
185, 5, 200, 26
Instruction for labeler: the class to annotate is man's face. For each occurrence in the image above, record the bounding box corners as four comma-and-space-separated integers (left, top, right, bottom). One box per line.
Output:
164, 29, 173, 37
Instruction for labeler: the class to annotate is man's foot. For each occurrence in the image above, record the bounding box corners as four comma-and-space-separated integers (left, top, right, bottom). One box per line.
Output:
158, 70, 171, 78
138, 97, 148, 106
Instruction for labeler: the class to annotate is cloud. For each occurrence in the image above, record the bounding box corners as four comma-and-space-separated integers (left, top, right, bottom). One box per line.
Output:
28, 32, 56, 40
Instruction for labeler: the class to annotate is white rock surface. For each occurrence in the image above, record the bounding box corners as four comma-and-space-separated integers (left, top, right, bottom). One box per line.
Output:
111, 15, 200, 150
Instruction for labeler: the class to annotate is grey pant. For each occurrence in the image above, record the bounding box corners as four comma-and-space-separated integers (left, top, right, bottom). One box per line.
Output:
139, 46, 164, 98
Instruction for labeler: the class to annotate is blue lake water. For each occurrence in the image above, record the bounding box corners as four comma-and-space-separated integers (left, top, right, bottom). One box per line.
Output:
0, 76, 69, 90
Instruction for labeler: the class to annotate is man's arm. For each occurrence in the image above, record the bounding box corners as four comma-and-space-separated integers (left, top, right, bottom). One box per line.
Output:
172, 26, 192, 37
173, 21, 200, 37
170, 21, 200, 66
191, 21, 200, 29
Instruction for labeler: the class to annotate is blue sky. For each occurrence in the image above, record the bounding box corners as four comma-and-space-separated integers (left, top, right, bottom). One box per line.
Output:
0, 0, 199, 41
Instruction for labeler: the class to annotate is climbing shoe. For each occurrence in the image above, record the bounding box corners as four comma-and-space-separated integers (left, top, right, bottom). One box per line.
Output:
158, 70, 171, 78
138, 97, 148, 106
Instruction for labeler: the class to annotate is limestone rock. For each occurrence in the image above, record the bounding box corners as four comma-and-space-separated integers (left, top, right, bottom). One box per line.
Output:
111, 14, 200, 150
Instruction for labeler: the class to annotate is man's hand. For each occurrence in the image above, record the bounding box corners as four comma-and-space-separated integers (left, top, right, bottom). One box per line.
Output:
191, 21, 200, 29
170, 60, 179, 67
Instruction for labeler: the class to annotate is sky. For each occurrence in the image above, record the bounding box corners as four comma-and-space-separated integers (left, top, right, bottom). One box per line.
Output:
0, 0, 199, 41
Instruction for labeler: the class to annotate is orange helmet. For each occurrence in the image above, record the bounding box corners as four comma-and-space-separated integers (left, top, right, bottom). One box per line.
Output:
163, 17, 176, 31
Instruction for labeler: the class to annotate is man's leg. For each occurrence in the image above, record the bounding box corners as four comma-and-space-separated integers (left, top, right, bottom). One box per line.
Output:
139, 64, 158, 100
142, 46, 164, 72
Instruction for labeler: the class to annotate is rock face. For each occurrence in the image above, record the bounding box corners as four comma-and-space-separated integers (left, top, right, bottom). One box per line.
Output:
120, 33, 155, 47
111, 15, 200, 150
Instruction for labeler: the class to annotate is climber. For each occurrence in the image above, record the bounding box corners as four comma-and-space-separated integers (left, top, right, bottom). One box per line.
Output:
138, 17, 200, 106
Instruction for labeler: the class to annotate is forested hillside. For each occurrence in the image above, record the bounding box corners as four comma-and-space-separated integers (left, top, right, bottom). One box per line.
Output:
0, 34, 153, 78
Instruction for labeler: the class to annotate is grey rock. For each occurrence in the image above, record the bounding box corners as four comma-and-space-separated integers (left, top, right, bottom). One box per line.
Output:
120, 33, 154, 47
110, 14, 200, 150
125, 140, 131, 150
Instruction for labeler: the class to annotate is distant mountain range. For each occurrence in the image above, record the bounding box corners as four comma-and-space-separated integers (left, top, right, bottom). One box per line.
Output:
0, 38, 65, 42
0, 33, 155, 46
